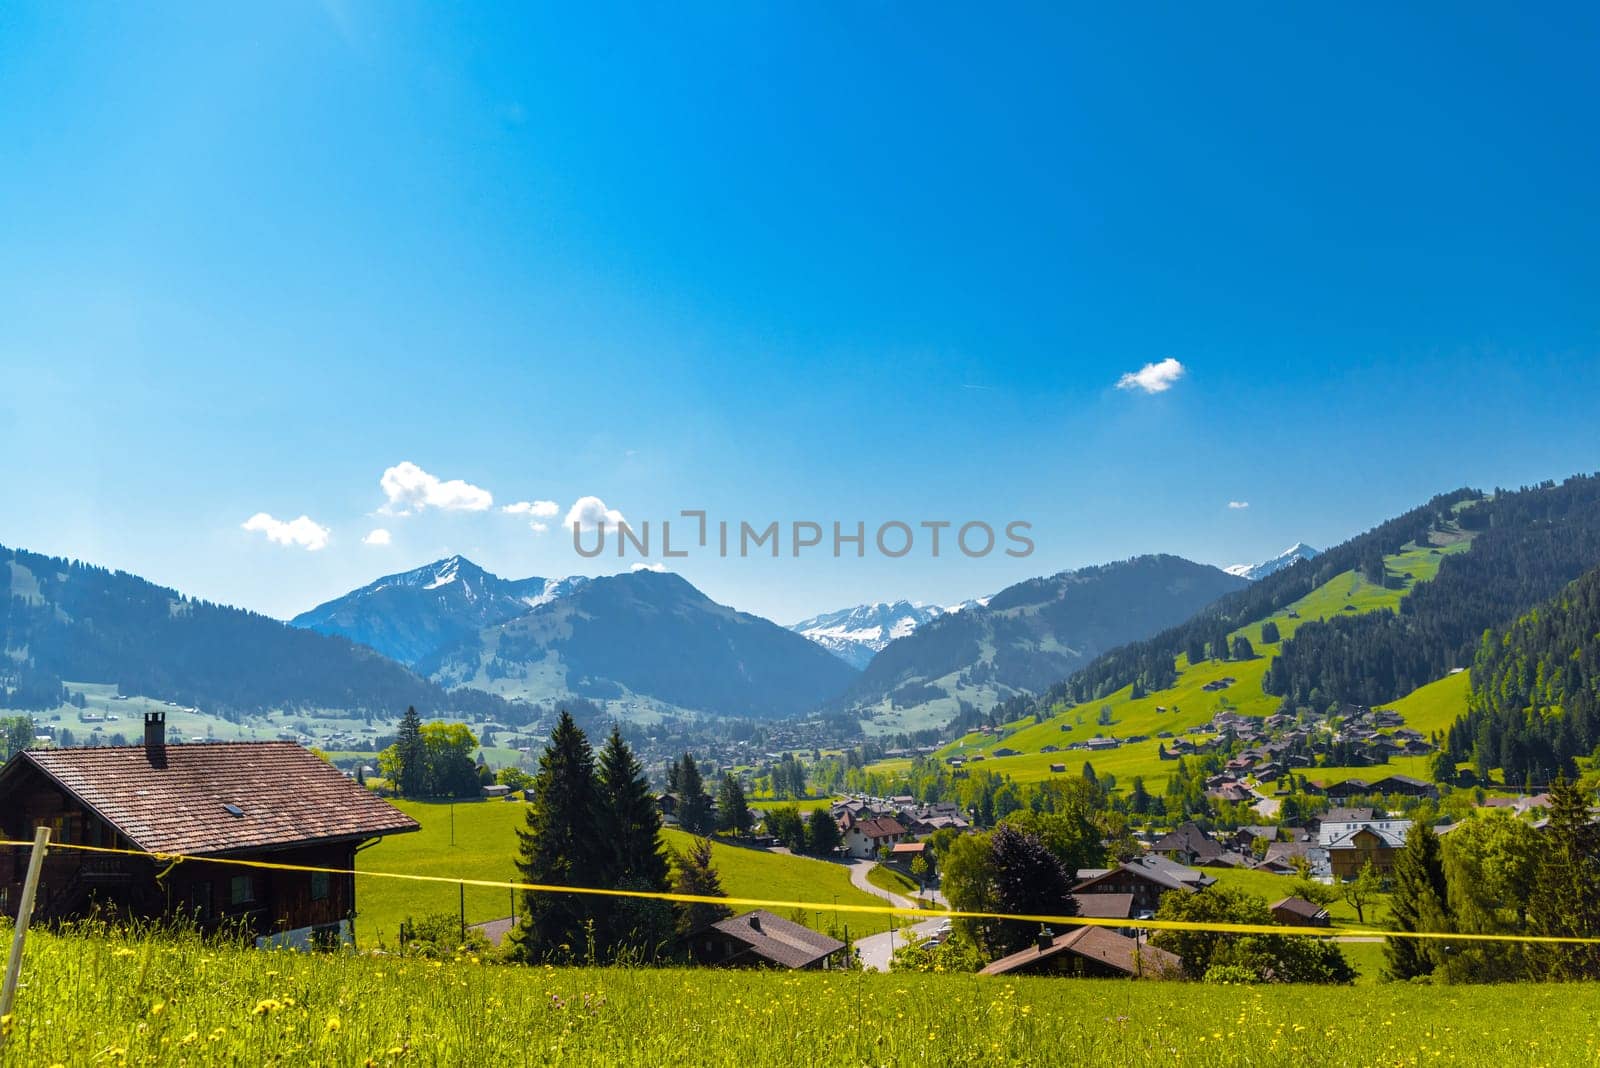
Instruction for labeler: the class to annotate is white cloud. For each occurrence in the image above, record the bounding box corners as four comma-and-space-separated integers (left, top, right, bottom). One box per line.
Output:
563, 495, 625, 531
503, 499, 559, 518
242, 513, 331, 551
1116, 357, 1186, 394
529, 521, 549, 534
630, 562, 667, 573
363, 528, 393, 545
379, 461, 493, 514
1227, 501, 1250, 510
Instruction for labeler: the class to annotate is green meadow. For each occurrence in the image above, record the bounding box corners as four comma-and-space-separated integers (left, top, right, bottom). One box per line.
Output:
353, 800, 895, 945
896, 539, 1474, 791
7, 923, 1599, 1066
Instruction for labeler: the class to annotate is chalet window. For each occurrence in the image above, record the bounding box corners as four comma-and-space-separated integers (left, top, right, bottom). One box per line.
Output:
310, 872, 330, 901
229, 874, 256, 906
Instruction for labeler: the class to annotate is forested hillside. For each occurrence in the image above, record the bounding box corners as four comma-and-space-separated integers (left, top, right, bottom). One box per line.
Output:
1446, 561, 1600, 784
1008, 490, 1477, 717
1, 545, 512, 718
1265, 475, 1600, 709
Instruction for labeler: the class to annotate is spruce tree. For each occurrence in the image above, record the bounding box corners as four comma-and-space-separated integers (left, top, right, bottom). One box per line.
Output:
595, 726, 673, 960
670, 837, 732, 939
394, 706, 426, 798
511, 710, 601, 963
1385, 822, 1451, 980
1526, 775, 1600, 979
718, 773, 752, 836
677, 753, 714, 834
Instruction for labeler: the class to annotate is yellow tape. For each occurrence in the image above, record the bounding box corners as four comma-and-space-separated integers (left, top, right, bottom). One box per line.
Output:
4, 838, 1597, 946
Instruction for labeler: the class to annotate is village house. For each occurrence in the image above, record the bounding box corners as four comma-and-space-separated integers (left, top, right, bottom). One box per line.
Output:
977, 926, 1183, 979
0, 713, 418, 949
1270, 896, 1331, 927
1073, 856, 1213, 915
1325, 823, 1409, 878
1153, 822, 1224, 866
690, 910, 846, 970
838, 812, 907, 859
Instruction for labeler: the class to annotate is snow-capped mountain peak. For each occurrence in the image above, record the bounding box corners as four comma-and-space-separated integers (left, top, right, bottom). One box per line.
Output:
788, 597, 985, 669
1224, 542, 1319, 581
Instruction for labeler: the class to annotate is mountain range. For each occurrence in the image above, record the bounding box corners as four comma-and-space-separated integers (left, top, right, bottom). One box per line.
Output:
788, 598, 988, 670
291, 555, 588, 666
418, 570, 859, 720
825, 555, 1249, 734
0, 544, 507, 719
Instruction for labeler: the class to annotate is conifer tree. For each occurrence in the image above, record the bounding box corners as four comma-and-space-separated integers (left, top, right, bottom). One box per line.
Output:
595, 726, 673, 959
511, 710, 601, 962
1526, 775, 1600, 979
1385, 821, 1451, 980
394, 706, 426, 798
677, 753, 714, 834
670, 837, 732, 939
717, 773, 752, 836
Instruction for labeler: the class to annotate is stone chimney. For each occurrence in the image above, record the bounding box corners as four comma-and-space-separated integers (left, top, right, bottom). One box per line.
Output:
1035, 926, 1055, 953
144, 710, 167, 767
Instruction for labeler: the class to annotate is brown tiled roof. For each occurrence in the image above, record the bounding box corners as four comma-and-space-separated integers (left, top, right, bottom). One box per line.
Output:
1270, 896, 1330, 920
7, 742, 418, 855
710, 910, 845, 969
979, 926, 1182, 977
1069, 893, 1135, 919
856, 817, 906, 840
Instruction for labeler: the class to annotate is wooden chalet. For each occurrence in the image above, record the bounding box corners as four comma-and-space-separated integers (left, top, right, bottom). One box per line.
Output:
978, 927, 1183, 979
0, 712, 418, 949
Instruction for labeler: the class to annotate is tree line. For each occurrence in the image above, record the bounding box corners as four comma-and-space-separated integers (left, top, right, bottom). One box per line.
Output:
1445, 562, 1600, 786
1266, 475, 1600, 713
1011, 491, 1474, 715
1384, 777, 1600, 982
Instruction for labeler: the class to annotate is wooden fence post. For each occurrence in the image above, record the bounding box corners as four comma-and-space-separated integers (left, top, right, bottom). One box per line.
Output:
0, 826, 51, 1053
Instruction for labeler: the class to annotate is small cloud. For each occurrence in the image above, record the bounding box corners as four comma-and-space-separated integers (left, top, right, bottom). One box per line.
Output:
1227, 501, 1250, 510
529, 521, 549, 534
503, 499, 559, 518
379, 461, 493, 514
630, 562, 667, 573
1116, 357, 1186, 394
563, 495, 625, 532
242, 513, 331, 551
363, 528, 393, 546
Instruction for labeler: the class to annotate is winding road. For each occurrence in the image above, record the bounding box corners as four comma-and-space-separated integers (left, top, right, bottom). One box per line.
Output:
844, 860, 945, 971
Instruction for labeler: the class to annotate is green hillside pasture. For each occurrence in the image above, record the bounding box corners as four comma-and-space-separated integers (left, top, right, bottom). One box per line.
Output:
659, 828, 895, 936
1205, 867, 1392, 927
353, 801, 896, 945
1386, 669, 1471, 738
10, 925, 1600, 1066
912, 542, 1473, 790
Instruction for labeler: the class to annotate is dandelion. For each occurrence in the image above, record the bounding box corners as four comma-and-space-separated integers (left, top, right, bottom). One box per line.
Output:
326, 1016, 342, 1033
252, 998, 283, 1016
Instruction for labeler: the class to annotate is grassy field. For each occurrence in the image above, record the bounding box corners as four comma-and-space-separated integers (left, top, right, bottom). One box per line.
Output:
864, 862, 920, 899
888, 540, 1474, 791
8, 923, 1599, 1066
1206, 867, 1391, 927
353, 801, 894, 944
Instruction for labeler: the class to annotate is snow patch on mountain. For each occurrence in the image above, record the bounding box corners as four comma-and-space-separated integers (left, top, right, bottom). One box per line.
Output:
1224, 542, 1319, 581
789, 598, 984, 669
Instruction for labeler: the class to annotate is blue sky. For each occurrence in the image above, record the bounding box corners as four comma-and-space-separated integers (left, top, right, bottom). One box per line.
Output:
2, 3, 1598, 624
